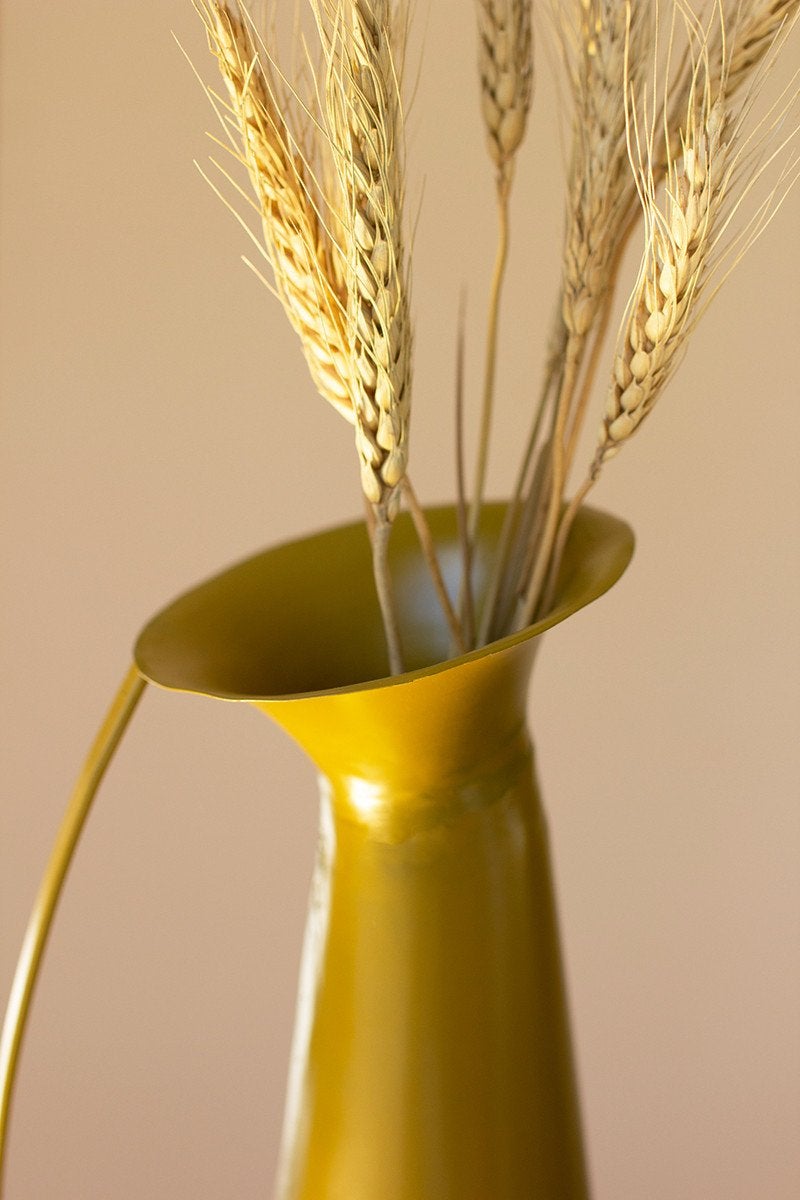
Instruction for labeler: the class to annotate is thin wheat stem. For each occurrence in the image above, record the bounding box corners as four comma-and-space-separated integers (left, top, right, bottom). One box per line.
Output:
370, 514, 405, 675
564, 302, 613, 471
513, 338, 583, 631
401, 478, 466, 654
489, 452, 548, 639
563, 228, 630, 473
454, 300, 476, 650
538, 474, 595, 618
469, 181, 511, 545
501, 439, 553, 634
477, 348, 559, 644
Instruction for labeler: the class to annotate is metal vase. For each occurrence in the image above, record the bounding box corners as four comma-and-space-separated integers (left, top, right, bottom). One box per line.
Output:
134, 503, 634, 1199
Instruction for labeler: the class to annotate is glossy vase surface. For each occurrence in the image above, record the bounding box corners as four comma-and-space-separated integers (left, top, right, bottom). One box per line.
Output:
135, 504, 634, 1200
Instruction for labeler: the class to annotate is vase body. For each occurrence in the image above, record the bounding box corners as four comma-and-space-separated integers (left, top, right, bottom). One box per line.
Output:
270, 709, 586, 1199
134, 503, 634, 1200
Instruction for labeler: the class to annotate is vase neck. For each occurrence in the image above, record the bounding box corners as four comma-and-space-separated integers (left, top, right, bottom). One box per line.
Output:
255, 640, 537, 796
322, 727, 533, 843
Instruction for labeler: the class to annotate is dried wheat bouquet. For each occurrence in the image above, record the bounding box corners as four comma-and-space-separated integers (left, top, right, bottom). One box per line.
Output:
193, 0, 799, 672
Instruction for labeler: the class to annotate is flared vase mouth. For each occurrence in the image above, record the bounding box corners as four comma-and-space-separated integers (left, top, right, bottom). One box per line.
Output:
134, 503, 634, 704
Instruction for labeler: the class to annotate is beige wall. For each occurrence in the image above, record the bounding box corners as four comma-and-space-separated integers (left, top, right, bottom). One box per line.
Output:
2, 3, 798, 1197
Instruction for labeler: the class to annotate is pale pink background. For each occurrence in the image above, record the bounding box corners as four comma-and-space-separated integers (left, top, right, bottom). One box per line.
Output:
1, 3, 798, 1197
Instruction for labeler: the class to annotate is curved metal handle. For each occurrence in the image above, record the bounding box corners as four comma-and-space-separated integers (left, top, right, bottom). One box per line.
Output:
0, 665, 148, 1193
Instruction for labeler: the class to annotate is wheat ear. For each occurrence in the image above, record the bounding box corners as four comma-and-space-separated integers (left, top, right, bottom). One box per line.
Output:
198, 2, 353, 422
478, 0, 534, 185
595, 75, 731, 474
552, 0, 653, 473
560, 1, 652, 341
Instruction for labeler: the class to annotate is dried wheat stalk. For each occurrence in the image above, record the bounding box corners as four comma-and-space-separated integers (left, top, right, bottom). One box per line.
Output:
321, 0, 412, 522
552, 0, 798, 489
503, 0, 651, 638
197, 1, 353, 422
528, 3, 799, 623
313, 0, 414, 671
565, 0, 799, 460
596, 91, 729, 472
198, 0, 419, 672
594, 1, 800, 476
468, 0, 533, 622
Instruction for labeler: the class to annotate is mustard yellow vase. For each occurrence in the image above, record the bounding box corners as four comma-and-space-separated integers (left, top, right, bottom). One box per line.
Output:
134, 503, 633, 1200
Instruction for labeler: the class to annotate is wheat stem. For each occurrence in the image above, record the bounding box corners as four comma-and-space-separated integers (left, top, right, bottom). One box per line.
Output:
477, 346, 560, 644
401, 479, 466, 654
489, 436, 552, 640
370, 514, 405, 675
563, 229, 629, 472
538, 474, 595, 618
454, 299, 476, 649
469, 181, 511, 545
513, 338, 583, 631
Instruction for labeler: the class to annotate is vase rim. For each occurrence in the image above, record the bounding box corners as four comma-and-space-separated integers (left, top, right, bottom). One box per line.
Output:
133, 502, 634, 704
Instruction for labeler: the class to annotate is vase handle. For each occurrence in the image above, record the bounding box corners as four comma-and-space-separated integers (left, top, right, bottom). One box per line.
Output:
0, 664, 148, 1193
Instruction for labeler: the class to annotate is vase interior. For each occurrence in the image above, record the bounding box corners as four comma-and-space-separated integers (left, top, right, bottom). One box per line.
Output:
134, 503, 633, 701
